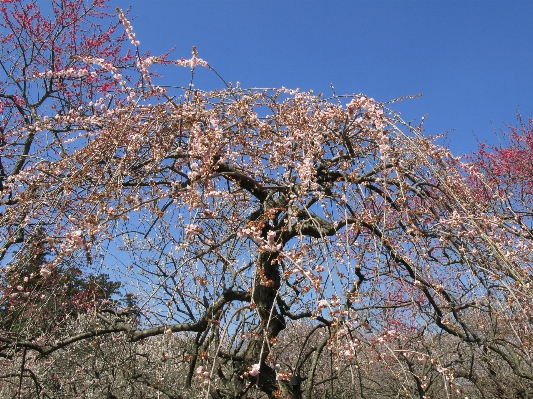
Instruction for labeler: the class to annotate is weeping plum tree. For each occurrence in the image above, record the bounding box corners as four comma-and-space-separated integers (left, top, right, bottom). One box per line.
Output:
1, 1, 533, 398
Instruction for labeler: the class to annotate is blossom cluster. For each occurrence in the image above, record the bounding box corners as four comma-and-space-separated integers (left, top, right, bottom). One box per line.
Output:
116, 8, 139, 46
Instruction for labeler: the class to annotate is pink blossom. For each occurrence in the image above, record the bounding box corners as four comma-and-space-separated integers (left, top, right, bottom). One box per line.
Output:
317, 299, 328, 308
276, 371, 291, 381
249, 363, 260, 376
116, 8, 139, 46
40, 268, 52, 278
174, 46, 209, 70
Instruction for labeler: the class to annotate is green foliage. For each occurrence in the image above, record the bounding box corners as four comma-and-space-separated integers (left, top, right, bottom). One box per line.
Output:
0, 230, 121, 336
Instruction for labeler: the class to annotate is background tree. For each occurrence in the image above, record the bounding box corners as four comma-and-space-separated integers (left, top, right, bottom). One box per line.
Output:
469, 114, 533, 235
0, 226, 121, 335
1, 1, 533, 398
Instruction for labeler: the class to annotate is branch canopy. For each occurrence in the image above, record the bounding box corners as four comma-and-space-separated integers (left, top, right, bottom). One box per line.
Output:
1, 1, 533, 398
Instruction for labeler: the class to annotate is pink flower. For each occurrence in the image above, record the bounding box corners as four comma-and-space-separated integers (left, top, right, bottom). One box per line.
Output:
40, 268, 52, 278
276, 371, 291, 381
249, 363, 260, 376
174, 46, 209, 70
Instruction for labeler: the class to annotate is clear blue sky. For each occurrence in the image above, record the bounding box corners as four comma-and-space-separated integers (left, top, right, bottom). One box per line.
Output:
108, 0, 533, 155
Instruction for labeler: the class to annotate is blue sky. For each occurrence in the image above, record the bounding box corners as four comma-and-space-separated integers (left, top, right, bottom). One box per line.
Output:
107, 0, 533, 156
